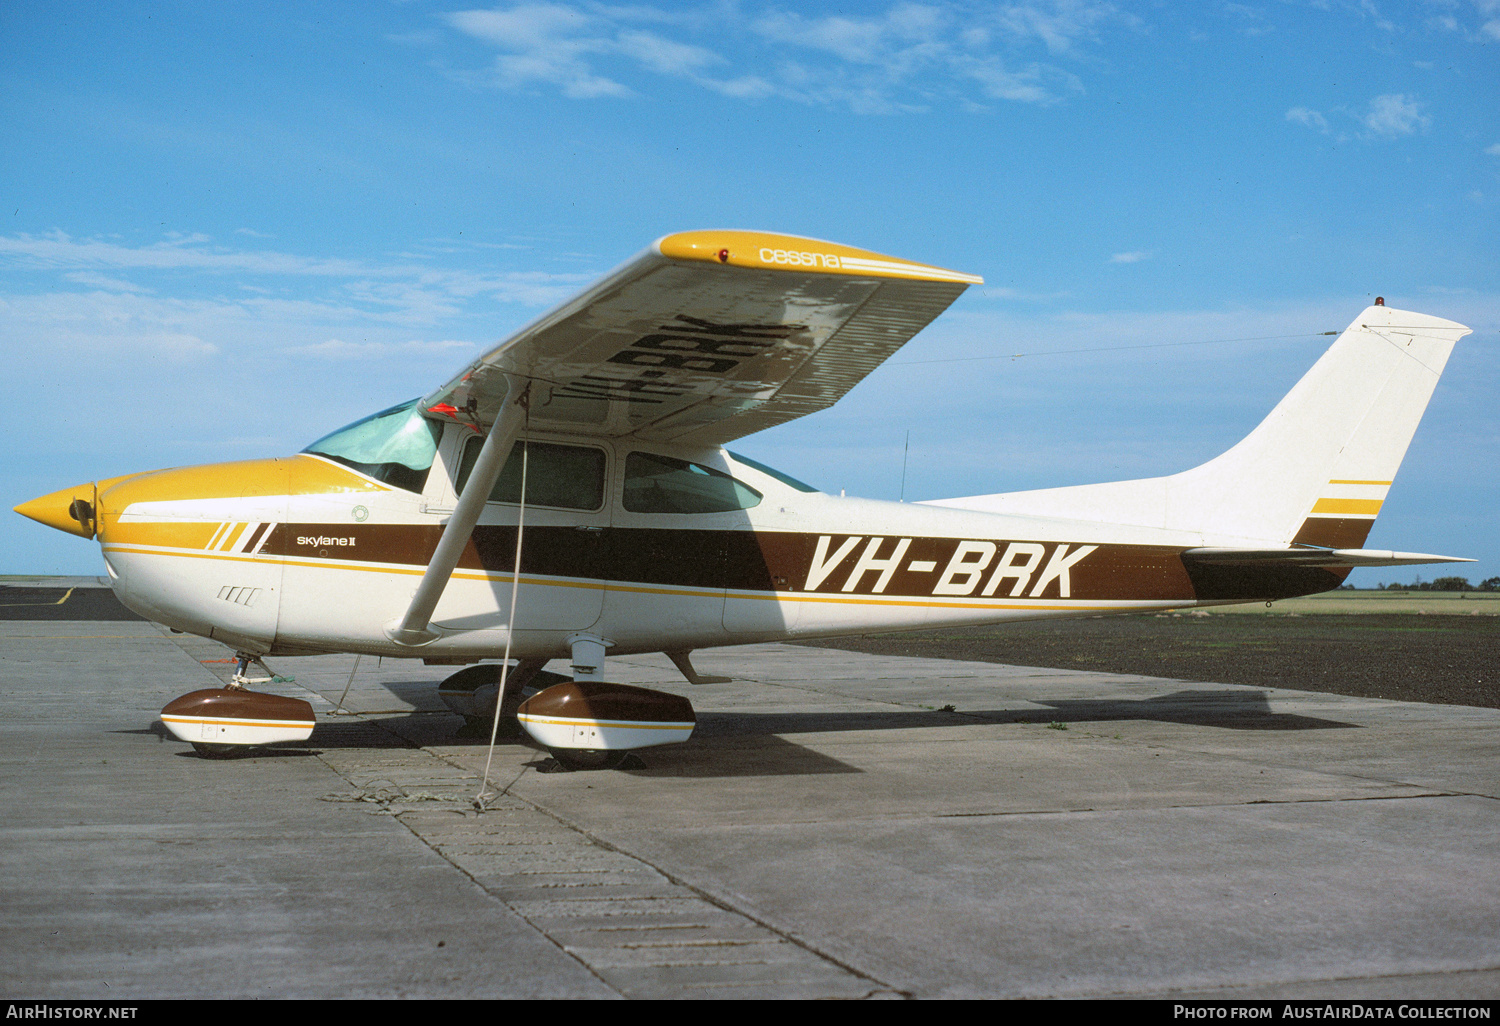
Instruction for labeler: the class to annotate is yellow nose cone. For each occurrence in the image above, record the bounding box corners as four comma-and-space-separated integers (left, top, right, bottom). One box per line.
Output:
14, 482, 97, 539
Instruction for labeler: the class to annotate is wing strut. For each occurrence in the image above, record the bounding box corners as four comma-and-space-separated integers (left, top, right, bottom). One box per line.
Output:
385, 382, 528, 647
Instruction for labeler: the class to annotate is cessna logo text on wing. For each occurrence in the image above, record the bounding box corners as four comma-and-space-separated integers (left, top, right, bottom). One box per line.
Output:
15, 228, 1474, 765
758, 247, 841, 269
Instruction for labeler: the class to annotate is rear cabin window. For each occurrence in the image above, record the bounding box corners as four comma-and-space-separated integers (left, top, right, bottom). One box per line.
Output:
455, 438, 606, 511
623, 452, 762, 514
727, 451, 820, 493
302, 399, 442, 493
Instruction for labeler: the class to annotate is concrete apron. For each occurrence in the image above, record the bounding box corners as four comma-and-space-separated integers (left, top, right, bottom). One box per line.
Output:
2, 622, 1497, 999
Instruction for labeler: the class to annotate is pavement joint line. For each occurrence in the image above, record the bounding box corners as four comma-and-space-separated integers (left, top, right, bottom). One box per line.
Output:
599, 789, 1483, 831
140, 633, 633, 995
295, 690, 893, 998
299, 723, 629, 997
506, 796, 899, 994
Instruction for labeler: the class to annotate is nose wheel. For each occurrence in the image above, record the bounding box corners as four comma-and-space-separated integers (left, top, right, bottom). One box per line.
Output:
548, 748, 629, 771
190, 742, 247, 759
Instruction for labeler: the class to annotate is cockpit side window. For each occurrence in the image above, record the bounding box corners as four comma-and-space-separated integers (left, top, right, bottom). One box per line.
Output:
623, 452, 762, 514
454, 438, 606, 511
302, 399, 442, 493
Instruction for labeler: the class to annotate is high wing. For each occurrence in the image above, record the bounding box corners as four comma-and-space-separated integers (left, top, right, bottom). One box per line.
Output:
419, 231, 981, 447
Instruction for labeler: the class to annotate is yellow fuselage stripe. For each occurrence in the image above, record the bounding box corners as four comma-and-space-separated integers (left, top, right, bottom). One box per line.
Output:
1311, 498, 1383, 515
101, 543, 1122, 613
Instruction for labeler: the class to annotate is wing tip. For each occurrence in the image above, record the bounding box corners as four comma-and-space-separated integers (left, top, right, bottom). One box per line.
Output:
655, 230, 983, 285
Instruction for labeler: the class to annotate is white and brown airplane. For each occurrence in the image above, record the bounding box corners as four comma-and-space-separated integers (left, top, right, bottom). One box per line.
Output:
14, 231, 1474, 765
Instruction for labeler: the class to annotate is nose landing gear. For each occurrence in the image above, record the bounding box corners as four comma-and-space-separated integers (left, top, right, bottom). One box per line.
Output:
159, 652, 315, 758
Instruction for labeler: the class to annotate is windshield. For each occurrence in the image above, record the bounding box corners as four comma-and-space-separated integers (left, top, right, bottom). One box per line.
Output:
302, 399, 442, 493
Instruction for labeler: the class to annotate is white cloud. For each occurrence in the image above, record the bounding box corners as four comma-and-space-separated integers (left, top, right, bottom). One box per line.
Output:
1360, 93, 1428, 137
989, 1, 1121, 54
0, 231, 371, 276
615, 30, 720, 75
1285, 95, 1428, 141
1355, 0, 1395, 33
441, 1, 1122, 112
1286, 106, 1329, 132
0, 229, 597, 397
1483, 0, 1500, 39
1485, 143, 1500, 156
1221, 3, 1273, 37
1109, 250, 1152, 263
1419, 1, 1500, 38
63, 271, 152, 293
959, 57, 1078, 104
0, 232, 587, 313
284, 339, 477, 360
752, 6, 949, 65
446, 4, 635, 97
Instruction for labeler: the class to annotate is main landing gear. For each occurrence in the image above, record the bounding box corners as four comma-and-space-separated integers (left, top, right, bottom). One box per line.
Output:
507, 635, 700, 771
436, 658, 571, 738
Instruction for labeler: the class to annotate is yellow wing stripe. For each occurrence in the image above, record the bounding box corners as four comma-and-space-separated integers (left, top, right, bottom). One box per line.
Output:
657, 230, 983, 284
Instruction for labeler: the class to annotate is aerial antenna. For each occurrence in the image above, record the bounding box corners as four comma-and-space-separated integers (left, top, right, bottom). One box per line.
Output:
899, 430, 910, 502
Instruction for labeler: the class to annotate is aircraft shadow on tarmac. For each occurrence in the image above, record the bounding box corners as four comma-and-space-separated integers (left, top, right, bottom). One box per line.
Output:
1011, 689, 1360, 731
122, 721, 325, 758
686, 689, 1358, 736
117, 686, 1355, 774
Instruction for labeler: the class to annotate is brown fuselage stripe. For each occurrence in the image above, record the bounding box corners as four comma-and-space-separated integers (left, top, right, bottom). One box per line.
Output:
241, 521, 270, 553
247, 524, 1345, 603
1291, 516, 1375, 550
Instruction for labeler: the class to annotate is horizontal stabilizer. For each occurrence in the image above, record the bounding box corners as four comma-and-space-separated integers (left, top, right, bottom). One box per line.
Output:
1181, 548, 1474, 568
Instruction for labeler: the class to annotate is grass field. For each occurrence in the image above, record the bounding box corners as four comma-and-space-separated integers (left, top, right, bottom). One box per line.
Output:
803, 611, 1499, 709
1208, 589, 1500, 615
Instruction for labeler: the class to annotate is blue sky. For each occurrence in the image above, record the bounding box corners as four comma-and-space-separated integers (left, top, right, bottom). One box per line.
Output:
3, 0, 1497, 583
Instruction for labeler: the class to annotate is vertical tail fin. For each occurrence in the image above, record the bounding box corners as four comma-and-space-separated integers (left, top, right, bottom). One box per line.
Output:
928, 304, 1472, 546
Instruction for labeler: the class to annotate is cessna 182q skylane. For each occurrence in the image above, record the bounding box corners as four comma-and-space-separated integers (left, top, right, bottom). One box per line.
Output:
15, 231, 1474, 765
